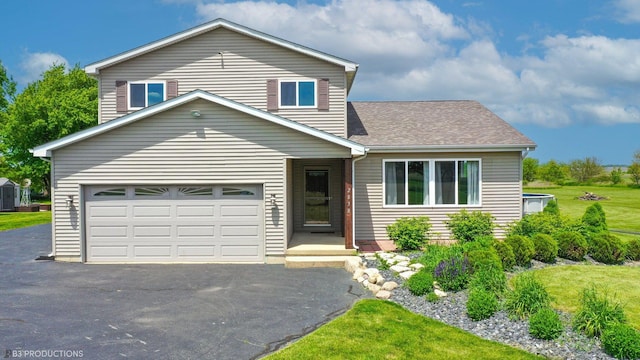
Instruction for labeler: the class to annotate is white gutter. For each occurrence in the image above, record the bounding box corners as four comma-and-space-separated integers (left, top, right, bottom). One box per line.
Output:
351, 152, 368, 249
521, 147, 531, 159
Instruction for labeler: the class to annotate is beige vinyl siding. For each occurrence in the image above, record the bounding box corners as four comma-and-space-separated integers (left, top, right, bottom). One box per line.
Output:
51, 99, 350, 260
354, 152, 523, 241
98, 28, 347, 137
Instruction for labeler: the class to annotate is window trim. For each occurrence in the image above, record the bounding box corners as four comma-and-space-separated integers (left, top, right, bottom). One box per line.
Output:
278, 79, 317, 109
128, 81, 167, 110
382, 158, 482, 208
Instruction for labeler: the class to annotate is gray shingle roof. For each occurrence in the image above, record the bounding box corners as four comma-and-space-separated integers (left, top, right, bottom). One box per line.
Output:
347, 101, 536, 149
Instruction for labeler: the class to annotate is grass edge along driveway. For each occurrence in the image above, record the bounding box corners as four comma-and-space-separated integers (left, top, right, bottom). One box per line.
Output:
0, 211, 51, 231
266, 299, 542, 360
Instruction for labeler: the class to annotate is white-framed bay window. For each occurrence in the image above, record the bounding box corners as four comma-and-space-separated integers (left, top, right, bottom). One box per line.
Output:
383, 159, 481, 207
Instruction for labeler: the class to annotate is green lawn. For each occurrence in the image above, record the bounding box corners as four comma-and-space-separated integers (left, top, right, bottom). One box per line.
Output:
532, 265, 640, 330
266, 299, 542, 360
524, 185, 640, 234
0, 211, 52, 231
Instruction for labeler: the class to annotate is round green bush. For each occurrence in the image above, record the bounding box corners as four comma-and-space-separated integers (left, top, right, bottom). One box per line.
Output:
529, 307, 564, 340
469, 264, 507, 295
405, 268, 434, 296
466, 248, 502, 272
601, 323, 640, 360
466, 288, 499, 321
445, 210, 495, 243
542, 199, 560, 215
505, 235, 535, 267
493, 240, 516, 271
557, 231, 588, 261
626, 238, 640, 261
386, 216, 431, 251
589, 232, 626, 265
531, 233, 558, 263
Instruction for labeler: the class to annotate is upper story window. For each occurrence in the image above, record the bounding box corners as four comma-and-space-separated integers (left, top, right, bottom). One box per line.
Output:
116, 80, 178, 113
384, 159, 481, 207
129, 82, 165, 109
279, 80, 316, 108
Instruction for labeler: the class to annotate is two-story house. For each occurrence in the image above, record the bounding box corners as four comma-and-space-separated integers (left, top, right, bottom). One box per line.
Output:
32, 19, 536, 264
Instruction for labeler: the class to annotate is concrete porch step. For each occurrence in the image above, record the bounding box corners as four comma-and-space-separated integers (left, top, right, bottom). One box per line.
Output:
285, 247, 357, 256
284, 255, 358, 268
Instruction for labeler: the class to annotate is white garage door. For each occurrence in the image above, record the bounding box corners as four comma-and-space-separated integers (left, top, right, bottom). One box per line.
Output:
84, 185, 264, 263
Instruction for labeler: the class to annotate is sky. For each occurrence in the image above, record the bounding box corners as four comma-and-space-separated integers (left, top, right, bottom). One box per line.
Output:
1, 0, 639, 165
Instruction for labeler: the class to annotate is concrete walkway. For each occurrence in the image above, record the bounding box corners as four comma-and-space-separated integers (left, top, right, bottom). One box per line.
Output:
0, 225, 370, 359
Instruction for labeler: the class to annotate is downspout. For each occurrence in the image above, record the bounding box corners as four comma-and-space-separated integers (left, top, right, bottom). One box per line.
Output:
351, 152, 368, 249
39, 156, 56, 259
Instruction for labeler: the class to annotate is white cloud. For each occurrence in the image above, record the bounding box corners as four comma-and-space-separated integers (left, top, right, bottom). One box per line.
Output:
613, 0, 640, 23
169, 0, 640, 127
19, 51, 68, 85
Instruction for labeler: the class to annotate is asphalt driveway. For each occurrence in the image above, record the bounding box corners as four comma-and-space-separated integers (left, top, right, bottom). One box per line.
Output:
0, 225, 369, 359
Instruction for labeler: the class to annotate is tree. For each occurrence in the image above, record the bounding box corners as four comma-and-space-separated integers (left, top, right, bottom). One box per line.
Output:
522, 157, 539, 184
0, 64, 97, 193
0, 60, 16, 113
539, 160, 567, 184
629, 163, 640, 186
569, 157, 603, 183
610, 167, 623, 185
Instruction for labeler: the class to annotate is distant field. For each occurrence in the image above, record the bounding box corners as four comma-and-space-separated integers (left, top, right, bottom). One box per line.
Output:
524, 185, 640, 234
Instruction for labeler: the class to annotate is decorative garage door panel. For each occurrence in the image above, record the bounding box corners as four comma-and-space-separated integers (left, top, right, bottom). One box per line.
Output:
85, 185, 263, 263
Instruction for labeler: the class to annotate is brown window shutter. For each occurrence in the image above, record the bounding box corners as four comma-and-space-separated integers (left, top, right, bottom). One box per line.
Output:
116, 80, 128, 113
167, 80, 178, 99
318, 78, 329, 110
267, 79, 278, 111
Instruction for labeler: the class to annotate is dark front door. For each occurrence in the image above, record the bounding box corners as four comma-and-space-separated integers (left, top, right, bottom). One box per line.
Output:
304, 169, 330, 226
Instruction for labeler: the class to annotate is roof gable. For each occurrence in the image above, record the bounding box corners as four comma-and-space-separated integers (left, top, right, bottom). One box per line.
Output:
347, 101, 536, 152
85, 18, 358, 92
31, 91, 366, 157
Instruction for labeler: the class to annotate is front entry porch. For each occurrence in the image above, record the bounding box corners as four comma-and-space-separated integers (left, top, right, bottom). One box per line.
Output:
284, 232, 357, 268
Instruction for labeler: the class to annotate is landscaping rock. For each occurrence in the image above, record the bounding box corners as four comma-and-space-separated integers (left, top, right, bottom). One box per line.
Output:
409, 263, 424, 270
344, 257, 363, 273
352, 268, 365, 280
434, 289, 447, 297
390, 265, 411, 273
367, 283, 382, 294
364, 268, 379, 278
398, 270, 416, 280
381, 281, 398, 291
376, 290, 391, 299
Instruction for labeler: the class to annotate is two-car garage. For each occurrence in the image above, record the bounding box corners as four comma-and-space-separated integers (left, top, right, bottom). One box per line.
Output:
84, 185, 264, 263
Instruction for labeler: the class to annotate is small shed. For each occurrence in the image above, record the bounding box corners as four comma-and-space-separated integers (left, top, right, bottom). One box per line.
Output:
0, 178, 19, 211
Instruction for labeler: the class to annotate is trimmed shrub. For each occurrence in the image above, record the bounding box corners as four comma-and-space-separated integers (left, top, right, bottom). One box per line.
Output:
386, 216, 431, 251
494, 240, 516, 271
542, 199, 560, 215
433, 255, 472, 292
601, 323, 640, 360
504, 272, 550, 320
462, 235, 495, 253
507, 212, 567, 238
529, 307, 564, 340
582, 202, 608, 235
466, 288, 499, 321
469, 264, 507, 295
557, 231, 588, 261
626, 238, 640, 261
445, 210, 495, 243
426, 292, 440, 303
405, 268, 434, 296
505, 235, 536, 267
573, 285, 626, 338
466, 248, 502, 272
589, 232, 626, 265
531, 233, 558, 263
